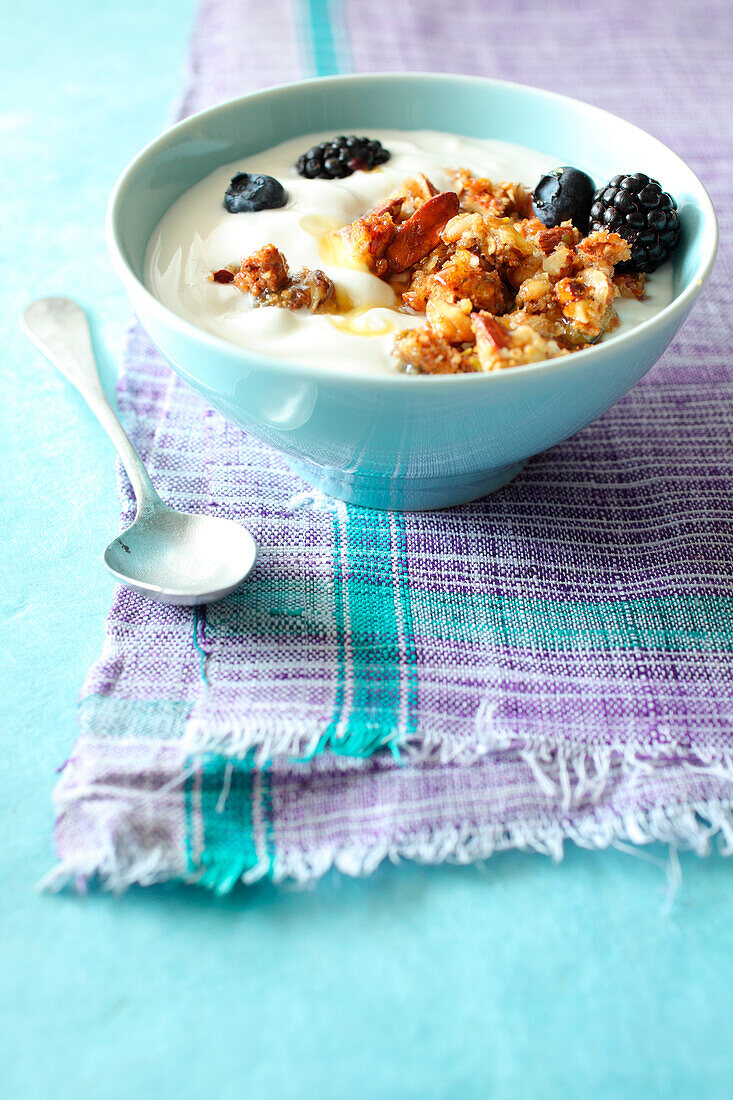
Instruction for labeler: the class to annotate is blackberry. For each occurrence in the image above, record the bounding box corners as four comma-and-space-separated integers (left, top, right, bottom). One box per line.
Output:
296, 135, 391, 180
532, 166, 595, 231
224, 173, 288, 213
589, 173, 680, 273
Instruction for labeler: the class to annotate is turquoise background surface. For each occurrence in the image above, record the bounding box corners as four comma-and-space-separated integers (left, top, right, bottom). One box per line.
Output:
3, 1, 732, 1096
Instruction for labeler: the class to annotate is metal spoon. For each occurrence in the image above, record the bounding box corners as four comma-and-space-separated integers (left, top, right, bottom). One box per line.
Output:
21, 297, 257, 605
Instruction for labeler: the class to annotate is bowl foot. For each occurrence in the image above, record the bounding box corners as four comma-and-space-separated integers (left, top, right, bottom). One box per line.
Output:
285, 458, 528, 511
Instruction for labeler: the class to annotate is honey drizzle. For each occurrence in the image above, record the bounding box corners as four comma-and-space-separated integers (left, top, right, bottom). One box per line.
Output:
299, 214, 402, 335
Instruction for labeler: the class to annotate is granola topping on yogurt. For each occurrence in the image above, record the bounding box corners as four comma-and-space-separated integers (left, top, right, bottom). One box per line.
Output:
145, 130, 676, 375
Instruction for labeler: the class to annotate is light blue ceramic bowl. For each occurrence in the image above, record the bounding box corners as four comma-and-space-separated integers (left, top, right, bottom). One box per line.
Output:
107, 73, 717, 510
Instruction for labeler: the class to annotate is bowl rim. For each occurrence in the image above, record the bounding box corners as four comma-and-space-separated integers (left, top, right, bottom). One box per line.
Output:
106, 70, 719, 388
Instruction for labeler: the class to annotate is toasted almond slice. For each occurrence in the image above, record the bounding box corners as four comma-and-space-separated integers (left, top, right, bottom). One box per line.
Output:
473, 312, 510, 349
536, 226, 570, 255
369, 197, 405, 221
386, 191, 460, 273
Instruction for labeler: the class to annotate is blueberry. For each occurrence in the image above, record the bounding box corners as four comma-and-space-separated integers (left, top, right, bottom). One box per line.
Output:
224, 173, 288, 213
532, 166, 596, 231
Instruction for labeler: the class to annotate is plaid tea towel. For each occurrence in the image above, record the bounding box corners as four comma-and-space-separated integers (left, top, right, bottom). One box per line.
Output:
51, 0, 733, 892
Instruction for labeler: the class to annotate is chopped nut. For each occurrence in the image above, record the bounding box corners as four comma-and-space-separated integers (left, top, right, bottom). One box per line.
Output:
576, 229, 631, 276
554, 266, 615, 338
449, 169, 533, 218
277, 268, 336, 311
516, 218, 581, 256
473, 312, 565, 371
386, 192, 461, 273
429, 249, 508, 314
542, 243, 581, 281
515, 271, 554, 312
503, 308, 565, 341
393, 328, 477, 374
400, 245, 452, 311
473, 313, 510, 350
425, 295, 475, 344
613, 272, 647, 300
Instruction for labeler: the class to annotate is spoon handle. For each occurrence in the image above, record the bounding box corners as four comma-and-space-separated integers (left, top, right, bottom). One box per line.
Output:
21, 297, 159, 512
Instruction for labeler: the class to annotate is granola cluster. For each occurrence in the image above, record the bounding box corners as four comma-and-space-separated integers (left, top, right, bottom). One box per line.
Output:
211, 244, 337, 312
338, 172, 644, 373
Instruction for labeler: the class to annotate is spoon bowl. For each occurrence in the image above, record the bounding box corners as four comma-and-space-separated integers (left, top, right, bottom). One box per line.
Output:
103, 503, 258, 605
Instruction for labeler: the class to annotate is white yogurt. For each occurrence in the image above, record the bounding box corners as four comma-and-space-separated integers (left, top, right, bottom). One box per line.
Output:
145, 130, 675, 374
